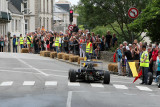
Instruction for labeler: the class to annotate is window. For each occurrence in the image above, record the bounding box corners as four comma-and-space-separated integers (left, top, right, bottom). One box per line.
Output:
15, 20, 18, 31
12, 19, 14, 32
25, 20, 28, 34
43, 0, 45, 13
47, 0, 49, 13
40, 18, 41, 28
43, 18, 45, 28
19, 20, 21, 32
47, 19, 49, 31
24, 2, 28, 14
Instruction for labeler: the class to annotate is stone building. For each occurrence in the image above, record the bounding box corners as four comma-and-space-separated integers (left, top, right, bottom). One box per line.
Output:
10, 0, 54, 34
54, 0, 79, 33
0, 0, 11, 36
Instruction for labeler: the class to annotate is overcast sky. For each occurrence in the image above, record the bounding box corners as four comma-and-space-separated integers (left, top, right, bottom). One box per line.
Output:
55, 0, 80, 5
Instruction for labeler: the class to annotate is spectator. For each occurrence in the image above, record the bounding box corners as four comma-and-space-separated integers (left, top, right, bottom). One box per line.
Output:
117, 44, 123, 76
4, 35, 8, 52
86, 39, 93, 59
105, 31, 112, 50
112, 34, 117, 47
79, 36, 85, 57
73, 24, 79, 33
0, 36, 4, 52
63, 34, 69, 53
150, 46, 159, 76
123, 41, 129, 50
13, 35, 18, 53
123, 44, 133, 77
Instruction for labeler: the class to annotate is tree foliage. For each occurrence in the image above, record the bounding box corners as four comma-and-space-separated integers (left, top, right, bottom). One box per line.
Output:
129, 0, 160, 42
75, 0, 149, 42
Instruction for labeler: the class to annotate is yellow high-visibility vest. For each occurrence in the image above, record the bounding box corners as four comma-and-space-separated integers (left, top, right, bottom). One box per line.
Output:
20, 37, 24, 45
27, 36, 31, 45
55, 37, 61, 47
86, 42, 93, 53
140, 51, 149, 67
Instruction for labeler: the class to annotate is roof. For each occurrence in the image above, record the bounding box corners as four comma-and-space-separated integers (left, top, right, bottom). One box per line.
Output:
54, 5, 68, 13
10, 0, 23, 12
8, 2, 22, 15
55, 4, 70, 12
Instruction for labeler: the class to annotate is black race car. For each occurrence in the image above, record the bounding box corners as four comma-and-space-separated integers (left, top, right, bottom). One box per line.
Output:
68, 61, 110, 84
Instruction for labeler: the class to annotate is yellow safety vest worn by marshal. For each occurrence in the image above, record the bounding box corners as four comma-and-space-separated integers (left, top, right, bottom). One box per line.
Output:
140, 51, 149, 67
20, 37, 24, 45
15, 38, 18, 45
55, 37, 61, 47
86, 42, 93, 53
27, 36, 31, 45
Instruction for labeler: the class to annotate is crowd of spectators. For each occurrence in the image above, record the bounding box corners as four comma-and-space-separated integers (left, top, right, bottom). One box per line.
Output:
8, 25, 118, 59
116, 39, 160, 78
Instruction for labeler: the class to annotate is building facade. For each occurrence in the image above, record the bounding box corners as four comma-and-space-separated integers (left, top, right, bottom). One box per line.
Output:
10, 0, 54, 35
54, 0, 79, 33
8, 2, 24, 37
0, 0, 11, 36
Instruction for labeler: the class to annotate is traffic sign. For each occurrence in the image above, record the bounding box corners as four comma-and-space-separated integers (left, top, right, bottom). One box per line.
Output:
68, 25, 73, 31
128, 8, 139, 19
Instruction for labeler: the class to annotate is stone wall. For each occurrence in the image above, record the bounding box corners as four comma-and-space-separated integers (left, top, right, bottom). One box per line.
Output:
100, 51, 115, 62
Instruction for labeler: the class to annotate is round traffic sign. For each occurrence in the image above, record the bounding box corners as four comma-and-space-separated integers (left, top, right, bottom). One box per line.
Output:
128, 8, 139, 19
68, 25, 74, 31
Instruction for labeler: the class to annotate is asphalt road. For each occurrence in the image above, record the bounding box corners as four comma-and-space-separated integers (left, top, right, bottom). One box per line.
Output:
0, 52, 160, 107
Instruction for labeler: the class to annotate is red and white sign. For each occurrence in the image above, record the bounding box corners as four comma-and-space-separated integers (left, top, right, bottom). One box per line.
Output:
68, 25, 73, 31
128, 8, 139, 19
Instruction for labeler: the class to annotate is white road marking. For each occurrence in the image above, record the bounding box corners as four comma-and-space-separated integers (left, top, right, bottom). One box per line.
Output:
0, 81, 13, 86
123, 93, 137, 96
68, 82, 80, 86
113, 84, 128, 89
45, 81, 57, 86
136, 86, 152, 91
23, 81, 35, 86
66, 91, 72, 107
13, 56, 49, 76
13, 68, 32, 70
90, 83, 104, 88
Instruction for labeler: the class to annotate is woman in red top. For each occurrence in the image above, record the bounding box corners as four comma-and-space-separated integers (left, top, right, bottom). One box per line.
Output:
150, 46, 159, 75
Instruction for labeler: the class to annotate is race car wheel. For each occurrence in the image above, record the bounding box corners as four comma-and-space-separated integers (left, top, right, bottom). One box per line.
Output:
158, 77, 160, 88
103, 71, 110, 84
147, 72, 153, 85
70, 70, 77, 82
68, 69, 74, 79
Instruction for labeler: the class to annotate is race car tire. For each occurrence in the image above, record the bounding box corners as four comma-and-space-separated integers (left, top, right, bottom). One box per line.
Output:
104, 71, 110, 84
147, 72, 153, 85
70, 70, 77, 82
68, 69, 74, 79
158, 77, 160, 88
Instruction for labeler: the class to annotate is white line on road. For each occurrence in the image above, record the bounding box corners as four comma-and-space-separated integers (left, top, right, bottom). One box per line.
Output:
66, 91, 72, 107
68, 82, 80, 86
45, 81, 57, 86
13, 56, 49, 76
23, 81, 35, 86
90, 83, 104, 88
136, 86, 152, 91
113, 84, 128, 89
0, 81, 13, 86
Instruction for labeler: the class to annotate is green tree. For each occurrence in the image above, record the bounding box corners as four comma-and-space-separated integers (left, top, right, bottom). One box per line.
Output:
75, 0, 149, 42
129, 0, 160, 42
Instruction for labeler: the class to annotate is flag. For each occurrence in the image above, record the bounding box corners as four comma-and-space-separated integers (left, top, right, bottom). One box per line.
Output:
133, 69, 142, 83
